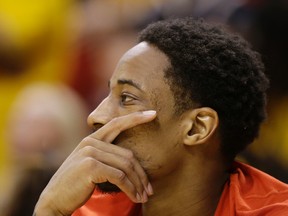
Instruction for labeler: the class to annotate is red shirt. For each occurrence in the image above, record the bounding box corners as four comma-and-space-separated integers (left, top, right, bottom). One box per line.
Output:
215, 162, 288, 215
73, 162, 288, 216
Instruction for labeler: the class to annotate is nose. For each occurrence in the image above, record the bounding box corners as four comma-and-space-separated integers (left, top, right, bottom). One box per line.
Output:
87, 96, 116, 130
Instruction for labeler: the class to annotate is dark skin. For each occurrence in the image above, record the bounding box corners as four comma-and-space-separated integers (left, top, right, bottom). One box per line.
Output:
34, 42, 229, 216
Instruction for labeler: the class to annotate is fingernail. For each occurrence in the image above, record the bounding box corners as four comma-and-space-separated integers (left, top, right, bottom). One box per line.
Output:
136, 193, 142, 202
142, 110, 156, 116
147, 183, 154, 195
142, 191, 148, 203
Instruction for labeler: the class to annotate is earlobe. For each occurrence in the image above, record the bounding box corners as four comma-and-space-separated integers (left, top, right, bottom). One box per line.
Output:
183, 108, 218, 146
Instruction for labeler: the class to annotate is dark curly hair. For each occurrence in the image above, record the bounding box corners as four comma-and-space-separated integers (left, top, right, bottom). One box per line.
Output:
138, 17, 269, 160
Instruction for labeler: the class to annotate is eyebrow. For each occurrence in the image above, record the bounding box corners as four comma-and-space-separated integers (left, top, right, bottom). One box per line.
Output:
108, 79, 143, 92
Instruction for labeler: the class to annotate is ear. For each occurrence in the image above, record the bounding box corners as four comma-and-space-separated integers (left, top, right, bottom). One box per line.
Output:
182, 107, 219, 146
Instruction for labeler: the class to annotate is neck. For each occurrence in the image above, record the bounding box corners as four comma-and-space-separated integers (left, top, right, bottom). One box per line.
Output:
142, 158, 229, 216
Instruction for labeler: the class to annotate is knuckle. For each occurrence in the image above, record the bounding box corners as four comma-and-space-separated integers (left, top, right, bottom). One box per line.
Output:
79, 146, 95, 156
122, 158, 134, 171
79, 137, 92, 147
81, 157, 98, 170
124, 149, 134, 160
114, 170, 127, 184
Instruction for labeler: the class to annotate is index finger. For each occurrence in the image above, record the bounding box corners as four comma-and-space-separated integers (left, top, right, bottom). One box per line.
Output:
90, 110, 156, 143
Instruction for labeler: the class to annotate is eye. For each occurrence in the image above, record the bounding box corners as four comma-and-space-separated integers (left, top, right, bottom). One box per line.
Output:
120, 92, 136, 105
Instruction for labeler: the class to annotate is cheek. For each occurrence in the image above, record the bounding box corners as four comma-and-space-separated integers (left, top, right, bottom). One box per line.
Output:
126, 128, 183, 180
142, 137, 183, 180
116, 119, 183, 180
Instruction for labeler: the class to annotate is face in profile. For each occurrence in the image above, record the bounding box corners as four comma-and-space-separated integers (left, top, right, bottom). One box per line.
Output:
88, 42, 188, 193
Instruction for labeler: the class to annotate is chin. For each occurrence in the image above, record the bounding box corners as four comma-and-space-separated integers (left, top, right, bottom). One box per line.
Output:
96, 181, 122, 194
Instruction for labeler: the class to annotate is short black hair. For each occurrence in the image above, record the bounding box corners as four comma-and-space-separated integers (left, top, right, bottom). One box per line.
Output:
139, 17, 269, 160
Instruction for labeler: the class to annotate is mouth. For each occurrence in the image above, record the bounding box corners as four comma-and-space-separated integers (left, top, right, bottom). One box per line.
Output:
96, 181, 122, 193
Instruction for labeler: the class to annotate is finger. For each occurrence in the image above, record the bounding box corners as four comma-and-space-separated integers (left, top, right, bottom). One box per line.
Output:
80, 145, 147, 199
90, 110, 156, 143
90, 160, 145, 203
77, 138, 151, 195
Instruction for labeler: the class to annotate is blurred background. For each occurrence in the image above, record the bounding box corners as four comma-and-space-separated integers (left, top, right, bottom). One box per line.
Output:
0, 0, 287, 215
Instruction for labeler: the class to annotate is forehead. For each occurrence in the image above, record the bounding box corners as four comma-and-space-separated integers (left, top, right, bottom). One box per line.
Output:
110, 41, 171, 94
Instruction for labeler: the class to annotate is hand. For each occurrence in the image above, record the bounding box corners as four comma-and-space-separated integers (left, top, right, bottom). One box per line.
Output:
34, 110, 156, 216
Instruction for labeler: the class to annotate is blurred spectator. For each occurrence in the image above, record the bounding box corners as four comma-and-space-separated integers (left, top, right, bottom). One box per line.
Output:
68, 0, 145, 110
135, 0, 243, 30
0, 0, 79, 179
0, 1, 154, 215
1, 83, 89, 216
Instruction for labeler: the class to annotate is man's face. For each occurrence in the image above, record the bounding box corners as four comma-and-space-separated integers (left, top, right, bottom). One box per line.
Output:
88, 42, 185, 191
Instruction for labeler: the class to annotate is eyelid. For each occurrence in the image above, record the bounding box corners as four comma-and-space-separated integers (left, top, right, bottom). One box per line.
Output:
122, 92, 137, 99
121, 92, 138, 104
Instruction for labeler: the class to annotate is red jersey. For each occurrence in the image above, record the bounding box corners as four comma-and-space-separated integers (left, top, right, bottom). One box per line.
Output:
73, 162, 288, 216
215, 162, 288, 215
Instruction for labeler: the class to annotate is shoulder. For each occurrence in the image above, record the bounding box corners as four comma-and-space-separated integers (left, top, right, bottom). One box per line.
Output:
232, 161, 288, 193
215, 161, 288, 215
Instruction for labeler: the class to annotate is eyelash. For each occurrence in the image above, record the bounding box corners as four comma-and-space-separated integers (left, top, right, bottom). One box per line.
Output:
120, 92, 136, 105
